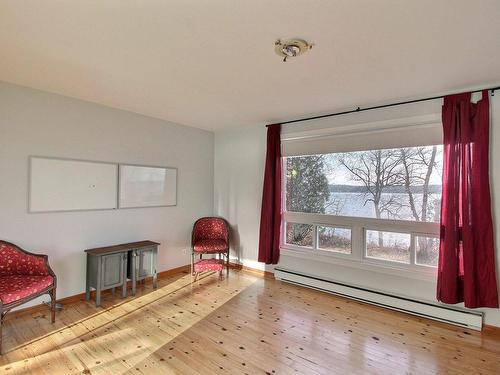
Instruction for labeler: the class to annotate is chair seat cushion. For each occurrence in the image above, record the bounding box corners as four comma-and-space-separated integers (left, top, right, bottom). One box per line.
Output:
193, 239, 228, 253
0, 275, 54, 305
193, 259, 225, 273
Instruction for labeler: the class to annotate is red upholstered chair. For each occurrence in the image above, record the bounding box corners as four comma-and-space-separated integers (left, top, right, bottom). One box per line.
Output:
191, 217, 230, 278
0, 241, 57, 354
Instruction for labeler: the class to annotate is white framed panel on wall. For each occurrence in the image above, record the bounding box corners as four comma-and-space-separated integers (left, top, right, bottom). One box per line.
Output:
29, 156, 118, 213
118, 164, 177, 208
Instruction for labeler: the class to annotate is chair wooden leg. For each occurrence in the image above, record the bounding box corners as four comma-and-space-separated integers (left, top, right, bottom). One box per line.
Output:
0, 312, 3, 355
49, 288, 56, 324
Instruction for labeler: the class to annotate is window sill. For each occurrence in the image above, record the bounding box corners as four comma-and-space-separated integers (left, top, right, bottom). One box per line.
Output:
280, 246, 437, 282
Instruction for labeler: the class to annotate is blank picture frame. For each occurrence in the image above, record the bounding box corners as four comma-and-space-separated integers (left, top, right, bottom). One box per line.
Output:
29, 157, 118, 213
118, 164, 177, 208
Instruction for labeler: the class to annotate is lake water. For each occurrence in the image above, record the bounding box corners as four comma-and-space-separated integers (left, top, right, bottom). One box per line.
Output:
326, 192, 441, 222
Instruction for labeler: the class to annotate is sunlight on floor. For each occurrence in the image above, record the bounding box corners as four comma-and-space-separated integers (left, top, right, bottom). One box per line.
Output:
0, 271, 259, 374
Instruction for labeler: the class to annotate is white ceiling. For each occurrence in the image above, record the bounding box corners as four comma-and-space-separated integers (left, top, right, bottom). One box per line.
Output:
1, 1, 500, 131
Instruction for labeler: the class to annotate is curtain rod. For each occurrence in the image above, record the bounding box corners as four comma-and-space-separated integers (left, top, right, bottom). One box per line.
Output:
267, 85, 500, 127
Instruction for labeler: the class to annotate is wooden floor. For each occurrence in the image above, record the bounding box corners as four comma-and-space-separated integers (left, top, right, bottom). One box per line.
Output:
1, 269, 499, 375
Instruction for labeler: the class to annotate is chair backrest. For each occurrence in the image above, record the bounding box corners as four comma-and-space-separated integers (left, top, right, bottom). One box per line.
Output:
192, 217, 229, 245
0, 241, 49, 276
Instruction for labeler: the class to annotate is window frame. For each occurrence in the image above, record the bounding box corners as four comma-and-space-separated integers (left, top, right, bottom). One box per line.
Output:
281, 143, 442, 279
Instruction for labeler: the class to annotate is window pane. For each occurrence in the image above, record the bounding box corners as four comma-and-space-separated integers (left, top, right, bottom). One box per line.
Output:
366, 230, 411, 264
416, 236, 439, 267
285, 222, 313, 248
317, 226, 352, 254
285, 145, 443, 222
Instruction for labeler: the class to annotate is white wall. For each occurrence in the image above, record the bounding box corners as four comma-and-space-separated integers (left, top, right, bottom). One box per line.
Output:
0, 82, 214, 304
214, 125, 271, 272
214, 95, 500, 327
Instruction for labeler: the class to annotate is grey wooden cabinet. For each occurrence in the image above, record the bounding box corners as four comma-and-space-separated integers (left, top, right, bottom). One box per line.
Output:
127, 245, 158, 295
85, 240, 159, 307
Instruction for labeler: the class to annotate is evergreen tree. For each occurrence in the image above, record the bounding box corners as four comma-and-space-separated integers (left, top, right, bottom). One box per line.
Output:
286, 155, 330, 245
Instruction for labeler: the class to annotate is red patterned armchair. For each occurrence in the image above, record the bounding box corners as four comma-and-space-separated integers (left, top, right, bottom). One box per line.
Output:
0, 241, 57, 354
191, 217, 230, 278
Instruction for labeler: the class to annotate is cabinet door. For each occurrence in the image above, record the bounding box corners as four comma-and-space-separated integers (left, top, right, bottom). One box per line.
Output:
101, 253, 125, 289
136, 248, 154, 279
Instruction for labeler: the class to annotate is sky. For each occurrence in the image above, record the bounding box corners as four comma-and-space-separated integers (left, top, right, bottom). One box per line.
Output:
317, 146, 443, 186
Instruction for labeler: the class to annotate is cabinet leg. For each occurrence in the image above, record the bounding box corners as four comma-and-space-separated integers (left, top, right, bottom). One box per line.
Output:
132, 273, 136, 296
131, 253, 137, 296
96, 257, 102, 307
96, 288, 101, 307
121, 281, 127, 299
85, 256, 90, 302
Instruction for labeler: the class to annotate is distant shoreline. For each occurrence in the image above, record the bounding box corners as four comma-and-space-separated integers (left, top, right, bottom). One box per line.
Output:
329, 184, 442, 194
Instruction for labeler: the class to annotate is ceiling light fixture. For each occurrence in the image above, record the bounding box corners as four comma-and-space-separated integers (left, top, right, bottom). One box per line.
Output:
275, 39, 313, 62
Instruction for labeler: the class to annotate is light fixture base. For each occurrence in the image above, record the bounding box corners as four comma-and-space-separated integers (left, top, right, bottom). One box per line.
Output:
275, 39, 313, 62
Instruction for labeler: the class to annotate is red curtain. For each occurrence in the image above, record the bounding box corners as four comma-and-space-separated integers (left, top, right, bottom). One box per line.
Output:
258, 124, 282, 264
437, 90, 499, 308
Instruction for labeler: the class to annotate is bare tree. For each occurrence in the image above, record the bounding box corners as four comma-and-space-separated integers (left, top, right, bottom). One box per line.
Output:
398, 146, 438, 221
398, 146, 440, 263
339, 149, 403, 246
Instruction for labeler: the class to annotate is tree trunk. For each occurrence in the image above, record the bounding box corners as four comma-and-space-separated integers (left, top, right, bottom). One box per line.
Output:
421, 146, 437, 223
402, 150, 420, 221
418, 146, 437, 262
374, 204, 384, 248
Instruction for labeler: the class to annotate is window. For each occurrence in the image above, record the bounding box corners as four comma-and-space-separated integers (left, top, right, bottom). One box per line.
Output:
285, 222, 313, 248
365, 230, 411, 264
283, 144, 443, 272
317, 226, 352, 254
415, 235, 439, 267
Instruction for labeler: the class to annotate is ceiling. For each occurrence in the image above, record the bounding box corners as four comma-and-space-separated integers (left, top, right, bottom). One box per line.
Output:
1, 1, 500, 131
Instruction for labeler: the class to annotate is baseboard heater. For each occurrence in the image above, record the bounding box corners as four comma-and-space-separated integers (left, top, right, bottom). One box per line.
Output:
274, 267, 483, 331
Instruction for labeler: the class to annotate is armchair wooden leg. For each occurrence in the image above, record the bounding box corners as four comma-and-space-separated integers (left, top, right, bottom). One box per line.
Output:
0, 312, 3, 355
49, 288, 56, 324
